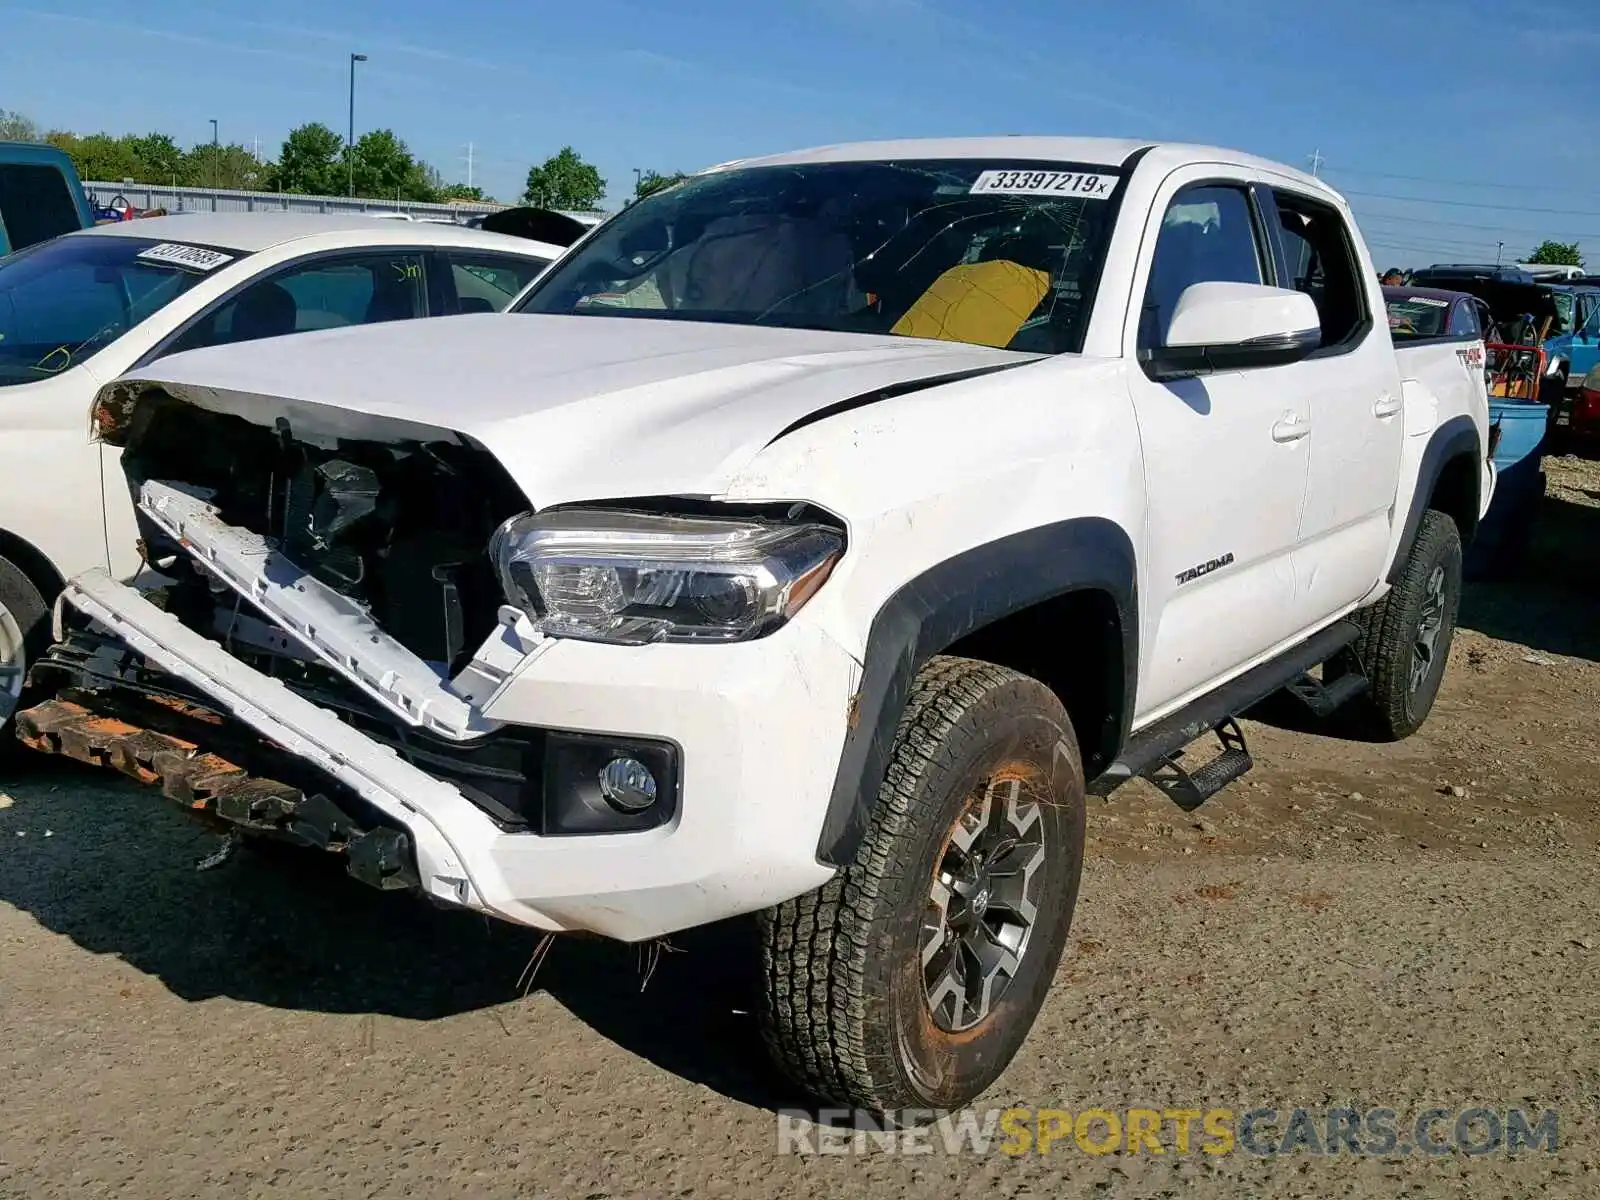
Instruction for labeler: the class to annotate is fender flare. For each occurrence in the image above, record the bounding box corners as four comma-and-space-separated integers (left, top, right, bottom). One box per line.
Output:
1387, 413, 1481, 585
815, 517, 1138, 867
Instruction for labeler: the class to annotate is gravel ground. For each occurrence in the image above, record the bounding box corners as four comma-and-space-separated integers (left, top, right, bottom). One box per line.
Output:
2, 456, 1597, 1199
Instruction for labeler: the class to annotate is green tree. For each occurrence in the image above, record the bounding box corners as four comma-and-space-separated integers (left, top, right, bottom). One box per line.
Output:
1527, 240, 1583, 268
49, 131, 141, 182
0, 109, 41, 142
633, 169, 687, 202
275, 122, 345, 195
128, 132, 184, 184
181, 142, 272, 190
345, 129, 439, 201
438, 182, 485, 202
522, 147, 605, 210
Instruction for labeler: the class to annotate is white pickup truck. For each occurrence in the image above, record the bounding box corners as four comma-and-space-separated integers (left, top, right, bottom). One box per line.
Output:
17, 138, 1491, 1117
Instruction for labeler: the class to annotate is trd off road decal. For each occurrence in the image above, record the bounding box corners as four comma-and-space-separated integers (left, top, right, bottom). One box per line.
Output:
1175, 552, 1235, 586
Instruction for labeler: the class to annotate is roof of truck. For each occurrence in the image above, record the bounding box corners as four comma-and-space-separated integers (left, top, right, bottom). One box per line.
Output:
710, 136, 1333, 193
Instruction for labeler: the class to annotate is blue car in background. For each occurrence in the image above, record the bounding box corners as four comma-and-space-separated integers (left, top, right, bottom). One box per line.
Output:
0, 141, 92, 255
1539, 283, 1600, 385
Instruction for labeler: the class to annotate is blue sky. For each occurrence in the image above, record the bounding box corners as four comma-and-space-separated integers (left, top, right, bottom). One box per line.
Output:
5, 0, 1599, 266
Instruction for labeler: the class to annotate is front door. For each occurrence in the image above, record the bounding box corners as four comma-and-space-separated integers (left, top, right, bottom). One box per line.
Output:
1124, 173, 1311, 718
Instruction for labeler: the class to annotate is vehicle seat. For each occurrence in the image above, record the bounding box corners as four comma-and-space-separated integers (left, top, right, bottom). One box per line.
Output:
892, 260, 1050, 348
229, 282, 297, 343
365, 268, 421, 323
666, 214, 857, 317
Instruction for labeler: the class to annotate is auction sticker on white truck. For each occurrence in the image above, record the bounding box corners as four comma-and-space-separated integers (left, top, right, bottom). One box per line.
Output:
134, 243, 235, 272
970, 170, 1115, 198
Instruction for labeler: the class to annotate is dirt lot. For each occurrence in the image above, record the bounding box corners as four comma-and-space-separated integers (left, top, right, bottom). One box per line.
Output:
2, 457, 1598, 1199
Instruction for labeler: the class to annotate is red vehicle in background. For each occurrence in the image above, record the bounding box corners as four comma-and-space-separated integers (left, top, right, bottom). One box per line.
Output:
1573, 366, 1600, 439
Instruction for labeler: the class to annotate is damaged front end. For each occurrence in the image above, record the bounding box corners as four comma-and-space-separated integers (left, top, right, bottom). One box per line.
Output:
18, 376, 854, 938
20, 383, 672, 900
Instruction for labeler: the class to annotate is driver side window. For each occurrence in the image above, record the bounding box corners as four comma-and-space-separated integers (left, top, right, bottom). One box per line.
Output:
167, 252, 428, 354
1140, 185, 1264, 349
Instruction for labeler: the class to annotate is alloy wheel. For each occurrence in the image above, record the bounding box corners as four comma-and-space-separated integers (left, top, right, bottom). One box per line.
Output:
921, 772, 1047, 1032
1410, 564, 1447, 696
0, 599, 24, 724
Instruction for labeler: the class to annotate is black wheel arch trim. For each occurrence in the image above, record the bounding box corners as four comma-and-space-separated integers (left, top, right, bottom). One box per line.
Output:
815, 517, 1138, 867
1386, 413, 1481, 585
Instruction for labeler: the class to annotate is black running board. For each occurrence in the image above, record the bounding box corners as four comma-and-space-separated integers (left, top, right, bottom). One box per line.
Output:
1143, 718, 1253, 812
1284, 668, 1369, 718
1090, 618, 1362, 796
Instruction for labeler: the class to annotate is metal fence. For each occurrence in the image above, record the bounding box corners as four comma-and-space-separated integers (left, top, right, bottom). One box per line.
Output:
83, 181, 604, 224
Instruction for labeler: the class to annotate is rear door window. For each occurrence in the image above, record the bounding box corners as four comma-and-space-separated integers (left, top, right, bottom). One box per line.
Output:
444, 253, 549, 314
1271, 191, 1369, 351
0, 164, 82, 252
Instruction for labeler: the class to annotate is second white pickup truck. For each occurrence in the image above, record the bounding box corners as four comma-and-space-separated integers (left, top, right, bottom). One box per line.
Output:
18, 137, 1491, 1117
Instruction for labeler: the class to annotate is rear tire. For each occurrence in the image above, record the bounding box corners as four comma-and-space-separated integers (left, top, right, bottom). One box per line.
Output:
1351, 511, 1462, 741
0, 553, 50, 760
759, 656, 1086, 1115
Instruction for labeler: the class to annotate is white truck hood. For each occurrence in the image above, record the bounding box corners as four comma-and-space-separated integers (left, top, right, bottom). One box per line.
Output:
121, 313, 1040, 505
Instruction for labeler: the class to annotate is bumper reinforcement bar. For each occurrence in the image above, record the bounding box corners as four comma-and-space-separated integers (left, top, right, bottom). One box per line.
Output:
16, 697, 419, 892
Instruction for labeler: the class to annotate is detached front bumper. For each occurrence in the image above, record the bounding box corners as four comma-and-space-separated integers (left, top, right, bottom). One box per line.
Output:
33, 570, 856, 941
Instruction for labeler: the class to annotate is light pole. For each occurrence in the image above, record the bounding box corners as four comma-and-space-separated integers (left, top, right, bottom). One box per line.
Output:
209, 118, 218, 188
348, 52, 367, 197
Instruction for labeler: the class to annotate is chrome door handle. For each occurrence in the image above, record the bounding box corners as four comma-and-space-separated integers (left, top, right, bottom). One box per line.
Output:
1373, 392, 1403, 418
1272, 413, 1311, 443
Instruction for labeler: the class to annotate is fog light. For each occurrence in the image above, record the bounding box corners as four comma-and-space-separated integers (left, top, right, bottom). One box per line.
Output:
543, 733, 677, 834
599, 756, 658, 813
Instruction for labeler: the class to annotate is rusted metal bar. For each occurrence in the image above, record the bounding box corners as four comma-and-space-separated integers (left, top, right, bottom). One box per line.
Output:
14, 697, 419, 892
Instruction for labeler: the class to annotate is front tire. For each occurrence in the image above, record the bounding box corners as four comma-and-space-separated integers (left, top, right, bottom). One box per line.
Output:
1352, 510, 1462, 741
760, 656, 1086, 1115
0, 552, 50, 756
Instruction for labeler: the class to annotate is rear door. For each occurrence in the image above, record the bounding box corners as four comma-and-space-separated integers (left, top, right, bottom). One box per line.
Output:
1264, 183, 1405, 627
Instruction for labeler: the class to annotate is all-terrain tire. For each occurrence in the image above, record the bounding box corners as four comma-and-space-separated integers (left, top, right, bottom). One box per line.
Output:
759, 656, 1086, 1116
1350, 510, 1462, 741
0, 552, 50, 760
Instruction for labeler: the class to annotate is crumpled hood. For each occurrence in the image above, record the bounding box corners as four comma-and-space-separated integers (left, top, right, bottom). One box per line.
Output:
119, 313, 1040, 505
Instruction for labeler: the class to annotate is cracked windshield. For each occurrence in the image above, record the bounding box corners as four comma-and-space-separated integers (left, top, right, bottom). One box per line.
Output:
516, 159, 1120, 353
0, 236, 210, 384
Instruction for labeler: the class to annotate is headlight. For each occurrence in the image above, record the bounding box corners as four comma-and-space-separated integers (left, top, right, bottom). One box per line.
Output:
490, 508, 844, 645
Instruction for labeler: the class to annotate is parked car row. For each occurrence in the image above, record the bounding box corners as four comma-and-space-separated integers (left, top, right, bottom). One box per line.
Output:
4, 135, 1494, 1119
0, 196, 597, 741
1404, 263, 1600, 413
